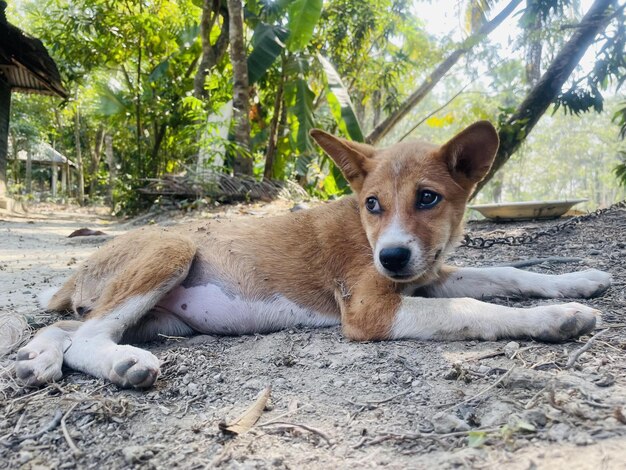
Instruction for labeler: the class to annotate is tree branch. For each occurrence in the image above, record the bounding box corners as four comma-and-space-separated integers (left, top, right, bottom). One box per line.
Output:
365, 0, 523, 144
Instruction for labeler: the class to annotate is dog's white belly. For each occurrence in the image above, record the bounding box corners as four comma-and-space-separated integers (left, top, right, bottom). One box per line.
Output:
156, 284, 339, 335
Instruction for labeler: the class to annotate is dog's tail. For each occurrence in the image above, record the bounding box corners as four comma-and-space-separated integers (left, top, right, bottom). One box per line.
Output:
38, 276, 75, 312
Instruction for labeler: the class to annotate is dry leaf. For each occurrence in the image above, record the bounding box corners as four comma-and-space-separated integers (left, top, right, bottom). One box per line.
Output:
68, 228, 107, 238
219, 386, 271, 435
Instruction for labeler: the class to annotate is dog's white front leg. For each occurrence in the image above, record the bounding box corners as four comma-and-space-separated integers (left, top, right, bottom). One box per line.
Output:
424, 267, 611, 299
389, 297, 598, 342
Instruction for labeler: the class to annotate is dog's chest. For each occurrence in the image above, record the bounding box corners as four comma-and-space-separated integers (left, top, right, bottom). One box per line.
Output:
156, 284, 339, 335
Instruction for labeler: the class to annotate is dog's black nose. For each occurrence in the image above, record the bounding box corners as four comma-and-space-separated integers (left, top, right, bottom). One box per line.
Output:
379, 247, 411, 272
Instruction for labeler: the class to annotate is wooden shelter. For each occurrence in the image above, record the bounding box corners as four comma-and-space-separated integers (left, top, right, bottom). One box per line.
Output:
14, 142, 75, 196
0, 0, 67, 206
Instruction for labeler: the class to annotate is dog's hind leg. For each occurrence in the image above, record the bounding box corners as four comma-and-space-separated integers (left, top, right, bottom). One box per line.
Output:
62, 237, 196, 388
421, 266, 611, 300
18, 234, 196, 388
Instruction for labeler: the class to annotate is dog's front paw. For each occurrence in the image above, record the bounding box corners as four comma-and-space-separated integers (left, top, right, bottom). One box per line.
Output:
529, 302, 599, 342
16, 343, 64, 387
108, 346, 160, 389
553, 269, 611, 298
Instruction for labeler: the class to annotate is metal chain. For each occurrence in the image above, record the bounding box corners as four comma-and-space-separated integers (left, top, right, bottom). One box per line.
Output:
460, 199, 626, 249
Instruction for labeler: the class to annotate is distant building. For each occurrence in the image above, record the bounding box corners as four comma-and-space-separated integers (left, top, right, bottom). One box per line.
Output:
13, 142, 76, 196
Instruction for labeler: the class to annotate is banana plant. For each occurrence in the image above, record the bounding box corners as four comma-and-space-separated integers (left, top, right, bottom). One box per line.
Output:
244, 0, 363, 188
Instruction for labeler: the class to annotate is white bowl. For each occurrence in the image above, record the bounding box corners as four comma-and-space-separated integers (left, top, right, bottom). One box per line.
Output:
468, 199, 588, 221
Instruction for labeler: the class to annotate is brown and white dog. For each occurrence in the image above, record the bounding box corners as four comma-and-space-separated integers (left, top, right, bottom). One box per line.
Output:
16, 121, 611, 389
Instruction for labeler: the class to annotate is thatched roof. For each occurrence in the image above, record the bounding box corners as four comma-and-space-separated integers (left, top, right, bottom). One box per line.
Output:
0, 1, 67, 98
15, 142, 76, 167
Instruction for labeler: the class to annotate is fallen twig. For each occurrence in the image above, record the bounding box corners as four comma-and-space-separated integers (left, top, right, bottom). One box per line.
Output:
565, 328, 610, 369
258, 421, 333, 446
353, 426, 500, 449
61, 403, 82, 457
461, 350, 505, 362
257, 401, 309, 427
442, 367, 514, 413
0, 409, 63, 447
597, 323, 626, 329
524, 387, 547, 410
13, 410, 26, 434
346, 390, 411, 409
157, 333, 188, 341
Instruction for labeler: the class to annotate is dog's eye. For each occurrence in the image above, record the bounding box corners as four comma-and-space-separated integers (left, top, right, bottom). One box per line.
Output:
365, 196, 382, 214
417, 190, 441, 209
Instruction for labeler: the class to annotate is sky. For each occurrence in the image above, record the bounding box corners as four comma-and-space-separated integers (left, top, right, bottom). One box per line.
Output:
418, 0, 603, 76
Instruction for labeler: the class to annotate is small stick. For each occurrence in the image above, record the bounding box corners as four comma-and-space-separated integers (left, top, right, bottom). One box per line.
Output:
442, 367, 514, 413
9, 386, 52, 405
524, 387, 547, 410
461, 350, 505, 362
346, 390, 411, 408
61, 403, 82, 457
258, 411, 293, 427
0, 410, 63, 446
598, 323, 626, 329
509, 345, 541, 360
257, 421, 333, 446
13, 411, 26, 434
157, 333, 188, 341
353, 426, 500, 449
565, 328, 610, 369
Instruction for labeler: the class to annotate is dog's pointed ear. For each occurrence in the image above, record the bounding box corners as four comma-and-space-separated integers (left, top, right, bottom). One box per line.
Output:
310, 129, 375, 192
440, 121, 499, 188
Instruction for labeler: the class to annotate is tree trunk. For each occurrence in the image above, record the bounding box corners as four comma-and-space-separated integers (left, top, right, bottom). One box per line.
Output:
61, 161, 67, 198
227, 0, 252, 175
151, 122, 167, 174
365, 0, 522, 144
74, 103, 85, 205
89, 125, 104, 198
0, 77, 9, 197
372, 89, 381, 129
25, 147, 32, 194
52, 161, 58, 197
525, 8, 543, 86
263, 73, 284, 180
194, 0, 230, 99
473, 0, 618, 197
105, 134, 115, 207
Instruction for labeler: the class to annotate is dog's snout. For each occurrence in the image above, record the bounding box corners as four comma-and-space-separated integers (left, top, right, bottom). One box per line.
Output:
379, 247, 411, 272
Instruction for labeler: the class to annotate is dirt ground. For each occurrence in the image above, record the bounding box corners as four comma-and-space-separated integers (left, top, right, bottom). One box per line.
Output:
1, 200, 625, 469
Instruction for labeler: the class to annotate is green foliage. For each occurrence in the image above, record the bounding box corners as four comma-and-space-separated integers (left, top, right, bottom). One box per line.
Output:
247, 24, 289, 84
286, 0, 323, 51
8, 0, 625, 211
290, 78, 316, 154
318, 54, 364, 142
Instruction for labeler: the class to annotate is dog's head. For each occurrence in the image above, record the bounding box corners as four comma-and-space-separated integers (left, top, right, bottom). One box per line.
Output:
311, 121, 499, 283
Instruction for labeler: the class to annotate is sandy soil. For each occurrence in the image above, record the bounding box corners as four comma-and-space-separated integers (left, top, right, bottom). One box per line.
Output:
1, 201, 625, 469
